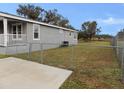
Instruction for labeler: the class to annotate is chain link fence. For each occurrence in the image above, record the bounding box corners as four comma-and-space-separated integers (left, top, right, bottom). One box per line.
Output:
112, 33, 124, 83
3, 40, 124, 87
8, 43, 76, 70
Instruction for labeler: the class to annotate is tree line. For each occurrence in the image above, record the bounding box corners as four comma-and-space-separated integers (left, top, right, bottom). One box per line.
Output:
78, 21, 113, 41
16, 4, 75, 30
16, 4, 113, 41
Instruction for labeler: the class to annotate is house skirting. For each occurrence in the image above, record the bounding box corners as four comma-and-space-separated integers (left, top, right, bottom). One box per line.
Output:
0, 43, 61, 55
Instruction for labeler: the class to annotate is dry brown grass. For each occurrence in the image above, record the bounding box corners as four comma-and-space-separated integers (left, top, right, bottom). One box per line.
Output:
13, 41, 124, 88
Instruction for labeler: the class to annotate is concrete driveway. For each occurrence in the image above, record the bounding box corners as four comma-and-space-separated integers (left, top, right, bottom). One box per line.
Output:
0, 57, 72, 89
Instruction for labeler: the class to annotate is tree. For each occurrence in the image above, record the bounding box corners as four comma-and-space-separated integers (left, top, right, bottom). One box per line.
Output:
67, 25, 76, 30
43, 9, 59, 24
17, 4, 44, 20
16, 4, 75, 29
43, 9, 70, 28
58, 17, 69, 27
80, 21, 101, 40
95, 34, 113, 40
78, 31, 89, 40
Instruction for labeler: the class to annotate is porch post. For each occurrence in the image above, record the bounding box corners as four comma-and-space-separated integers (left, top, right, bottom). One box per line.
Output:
3, 18, 8, 46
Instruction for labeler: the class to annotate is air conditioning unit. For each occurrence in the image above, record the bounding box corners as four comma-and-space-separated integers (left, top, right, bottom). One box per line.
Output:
61, 41, 69, 47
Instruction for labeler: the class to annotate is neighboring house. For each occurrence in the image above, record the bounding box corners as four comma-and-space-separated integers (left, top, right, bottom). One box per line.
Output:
0, 11, 78, 54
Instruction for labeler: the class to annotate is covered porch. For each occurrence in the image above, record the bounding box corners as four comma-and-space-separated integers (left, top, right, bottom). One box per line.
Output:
0, 17, 27, 46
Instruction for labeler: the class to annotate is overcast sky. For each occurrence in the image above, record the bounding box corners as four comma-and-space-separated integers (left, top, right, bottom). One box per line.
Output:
0, 3, 124, 35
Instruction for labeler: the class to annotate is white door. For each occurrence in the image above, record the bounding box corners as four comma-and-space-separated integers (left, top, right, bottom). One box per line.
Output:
12, 24, 22, 40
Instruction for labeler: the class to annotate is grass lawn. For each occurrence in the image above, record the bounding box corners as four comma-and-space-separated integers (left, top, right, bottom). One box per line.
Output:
8, 41, 124, 88
0, 54, 8, 59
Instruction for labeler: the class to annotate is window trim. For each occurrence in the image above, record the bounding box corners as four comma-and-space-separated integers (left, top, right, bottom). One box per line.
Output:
12, 23, 23, 40
33, 24, 40, 40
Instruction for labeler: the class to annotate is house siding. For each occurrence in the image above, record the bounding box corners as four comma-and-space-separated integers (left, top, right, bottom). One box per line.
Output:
0, 21, 78, 54
27, 22, 78, 44
25, 22, 78, 52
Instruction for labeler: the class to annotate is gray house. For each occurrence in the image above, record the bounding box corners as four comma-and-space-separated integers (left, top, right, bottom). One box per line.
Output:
0, 12, 78, 54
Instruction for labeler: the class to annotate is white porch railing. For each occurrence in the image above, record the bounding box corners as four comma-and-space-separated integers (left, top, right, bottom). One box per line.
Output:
0, 34, 4, 46
0, 34, 27, 46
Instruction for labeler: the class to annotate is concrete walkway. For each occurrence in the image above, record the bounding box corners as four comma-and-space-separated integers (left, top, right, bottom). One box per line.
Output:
0, 57, 72, 89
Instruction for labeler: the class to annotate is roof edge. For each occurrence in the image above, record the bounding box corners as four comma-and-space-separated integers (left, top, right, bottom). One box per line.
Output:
0, 11, 77, 32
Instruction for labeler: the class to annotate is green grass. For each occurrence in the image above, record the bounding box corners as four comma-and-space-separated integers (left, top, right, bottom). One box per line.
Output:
6, 41, 124, 88
0, 54, 8, 59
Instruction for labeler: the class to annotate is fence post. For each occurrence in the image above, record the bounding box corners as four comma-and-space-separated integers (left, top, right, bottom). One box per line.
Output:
70, 44, 74, 69
121, 48, 124, 83
5, 43, 8, 55
28, 43, 32, 59
40, 43, 43, 64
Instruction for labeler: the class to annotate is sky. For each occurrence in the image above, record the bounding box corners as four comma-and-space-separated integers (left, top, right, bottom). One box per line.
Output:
0, 3, 124, 35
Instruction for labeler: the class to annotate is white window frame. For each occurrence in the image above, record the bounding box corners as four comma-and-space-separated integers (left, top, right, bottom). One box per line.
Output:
33, 24, 40, 40
12, 23, 23, 40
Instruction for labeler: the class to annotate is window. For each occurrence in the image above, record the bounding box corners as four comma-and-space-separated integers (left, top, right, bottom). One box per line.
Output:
12, 23, 22, 40
18, 24, 22, 38
12, 25, 16, 39
69, 32, 71, 36
33, 24, 40, 40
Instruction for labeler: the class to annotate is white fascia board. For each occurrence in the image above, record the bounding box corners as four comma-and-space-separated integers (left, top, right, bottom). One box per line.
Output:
0, 12, 78, 33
